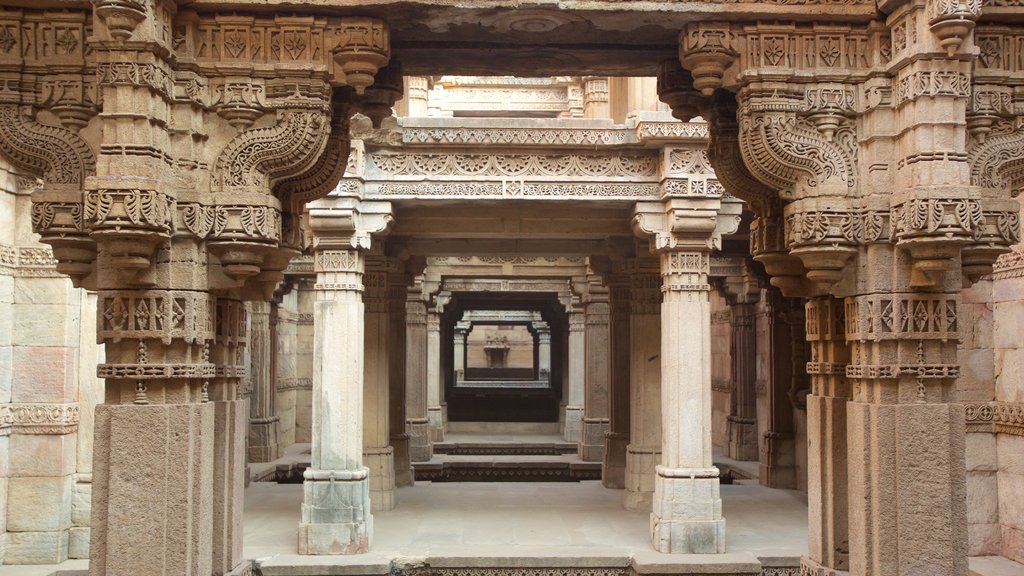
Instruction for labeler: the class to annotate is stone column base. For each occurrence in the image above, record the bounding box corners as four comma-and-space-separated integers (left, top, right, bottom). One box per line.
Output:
580, 418, 609, 461
727, 416, 758, 462
390, 433, 415, 487
563, 406, 584, 442
602, 432, 629, 489
427, 406, 444, 442
248, 416, 281, 463
650, 466, 725, 554
298, 470, 373, 555
407, 417, 433, 462
624, 444, 660, 510
363, 446, 395, 512
800, 557, 849, 576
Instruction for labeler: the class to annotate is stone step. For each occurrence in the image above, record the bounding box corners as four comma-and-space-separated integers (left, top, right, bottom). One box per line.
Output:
414, 459, 602, 482
433, 441, 578, 456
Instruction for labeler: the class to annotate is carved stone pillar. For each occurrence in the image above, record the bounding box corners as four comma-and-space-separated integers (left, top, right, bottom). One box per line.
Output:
404, 76, 430, 117
602, 271, 631, 489
363, 253, 396, 512
210, 297, 248, 576
453, 325, 467, 384
406, 284, 432, 462
623, 257, 661, 511
426, 308, 445, 442
758, 289, 803, 490
299, 247, 374, 554
724, 280, 759, 462
801, 297, 851, 573
564, 305, 586, 443
582, 76, 611, 119
248, 301, 281, 463
650, 249, 725, 553
581, 285, 610, 462
537, 324, 552, 381
388, 265, 414, 487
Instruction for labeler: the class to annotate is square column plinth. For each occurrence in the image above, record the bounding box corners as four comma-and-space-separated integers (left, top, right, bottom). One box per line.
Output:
651, 466, 726, 553
298, 470, 373, 554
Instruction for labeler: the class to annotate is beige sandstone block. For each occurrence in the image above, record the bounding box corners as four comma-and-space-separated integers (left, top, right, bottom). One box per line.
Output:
71, 481, 91, 527
993, 301, 1024, 350
68, 526, 89, 559
9, 433, 76, 478
5, 530, 68, 564
998, 434, 1024, 476
0, 476, 7, 533
0, 274, 13, 303
967, 473, 1000, 525
7, 475, 73, 531
995, 349, 1024, 403
0, 303, 12, 348
997, 474, 1024, 532
959, 348, 996, 402
993, 277, 1024, 303
13, 277, 75, 305
12, 303, 79, 347
11, 346, 77, 403
0, 192, 15, 245
0, 346, 12, 403
969, 523, 1002, 557
966, 432, 998, 472
1003, 525, 1024, 564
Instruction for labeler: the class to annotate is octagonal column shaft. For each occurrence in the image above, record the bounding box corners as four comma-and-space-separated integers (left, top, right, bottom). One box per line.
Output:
406, 287, 432, 462
624, 258, 661, 511
581, 292, 611, 462
426, 309, 445, 442
564, 309, 586, 443
299, 248, 372, 555
363, 255, 395, 512
602, 273, 631, 488
651, 250, 725, 554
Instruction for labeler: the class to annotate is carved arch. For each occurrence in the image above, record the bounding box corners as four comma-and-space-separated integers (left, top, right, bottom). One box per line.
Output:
0, 104, 95, 185
277, 105, 352, 213
214, 108, 332, 191
737, 92, 856, 196
969, 118, 1024, 193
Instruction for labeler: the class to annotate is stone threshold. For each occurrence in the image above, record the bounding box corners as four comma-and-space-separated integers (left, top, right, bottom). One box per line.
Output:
433, 442, 578, 456
414, 460, 602, 482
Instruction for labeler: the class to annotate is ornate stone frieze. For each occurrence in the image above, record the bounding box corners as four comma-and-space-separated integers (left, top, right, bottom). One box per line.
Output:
634, 120, 709, 142
844, 294, 959, 342
373, 182, 659, 199
0, 104, 95, 186
277, 378, 312, 392
893, 71, 971, 107
993, 245, 1024, 279
98, 290, 216, 344
368, 152, 658, 179
402, 126, 631, 146
0, 243, 60, 276
0, 403, 80, 435
214, 109, 331, 191
964, 401, 1024, 436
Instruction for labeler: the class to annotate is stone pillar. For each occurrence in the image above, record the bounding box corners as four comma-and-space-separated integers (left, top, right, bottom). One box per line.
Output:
602, 271, 631, 489
298, 248, 373, 554
388, 264, 414, 487
426, 308, 444, 442
404, 76, 430, 117
802, 297, 850, 573
564, 306, 586, 443
248, 301, 281, 463
362, 254, 395, 512
582, 76, 610, 119
623, 257, 661, 510
210, 298, 248, 576
406, 285, 432, 462
758, 289, 802, 490
650, 250, 725, 554
295, 282, 316, 444
537, 324, 552, 382
581, 286, 610, 462
726, 301, 758, 462
453, 325, 467, 384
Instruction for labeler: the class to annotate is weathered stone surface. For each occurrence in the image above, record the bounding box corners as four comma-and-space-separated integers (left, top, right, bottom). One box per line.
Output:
10, 347, 77, 403
8, 433, 76, 478
5, 530, 68, 565
7, 475, 73, 532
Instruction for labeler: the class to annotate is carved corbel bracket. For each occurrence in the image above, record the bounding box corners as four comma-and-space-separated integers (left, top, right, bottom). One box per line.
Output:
0, 104, 97, 285
631, 198, 723, 254
331, 18, 390, 95
679, 23, 737, 96
891, 195, 984, 287
93, 0, 148, 42
355, 62, 403, 129
926, 0, 981, 57
656, 60, 706, 122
